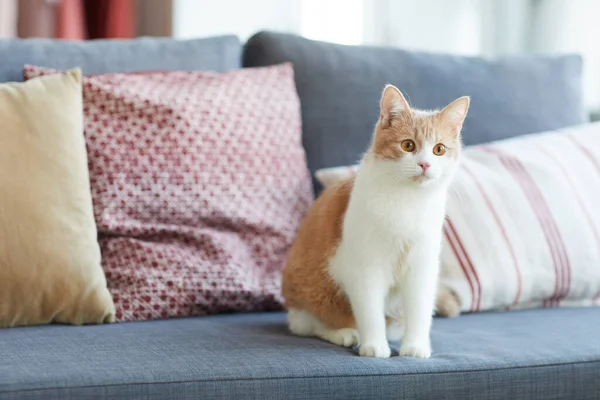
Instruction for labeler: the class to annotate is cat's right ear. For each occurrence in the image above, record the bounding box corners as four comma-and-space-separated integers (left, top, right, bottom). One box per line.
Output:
380, 84, 409, 128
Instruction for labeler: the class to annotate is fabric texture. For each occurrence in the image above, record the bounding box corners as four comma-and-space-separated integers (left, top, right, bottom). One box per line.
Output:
243, 31, 587, 192
0, 35, 241, 84
0, 69, 114, 327
1, 309, 599, 399
315, 122, 600, 313
25, 64, 313, 322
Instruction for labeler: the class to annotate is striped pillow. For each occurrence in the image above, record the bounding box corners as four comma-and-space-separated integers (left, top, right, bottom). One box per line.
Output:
316, 122, 600, 313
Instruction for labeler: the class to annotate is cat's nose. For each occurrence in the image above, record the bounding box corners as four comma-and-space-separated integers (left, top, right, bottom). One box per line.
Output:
418, 162, 430, 172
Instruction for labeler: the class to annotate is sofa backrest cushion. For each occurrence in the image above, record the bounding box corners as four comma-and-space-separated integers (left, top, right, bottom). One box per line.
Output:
243, 31, 587, 192
0, 36, 241, 83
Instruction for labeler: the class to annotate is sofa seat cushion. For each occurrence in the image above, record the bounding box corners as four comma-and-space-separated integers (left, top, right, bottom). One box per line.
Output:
1, 308, 599, 399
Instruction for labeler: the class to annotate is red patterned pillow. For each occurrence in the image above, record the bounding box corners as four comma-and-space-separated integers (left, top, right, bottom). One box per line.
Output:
25, 64, 313, 322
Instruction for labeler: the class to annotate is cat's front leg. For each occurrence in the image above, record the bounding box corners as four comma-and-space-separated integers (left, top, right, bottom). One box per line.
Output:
344, 269, 391, 358
399, 242, 440, 359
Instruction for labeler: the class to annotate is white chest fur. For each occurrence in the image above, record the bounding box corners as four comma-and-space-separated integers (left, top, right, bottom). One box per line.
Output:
328, 160, 449, 358
330, 162, 447, 286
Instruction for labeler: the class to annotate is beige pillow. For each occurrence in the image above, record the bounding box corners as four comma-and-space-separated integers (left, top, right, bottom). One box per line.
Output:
0, 69, 115, 327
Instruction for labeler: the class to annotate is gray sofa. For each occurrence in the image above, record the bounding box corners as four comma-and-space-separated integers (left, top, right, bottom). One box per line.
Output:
1, 32, 599, 400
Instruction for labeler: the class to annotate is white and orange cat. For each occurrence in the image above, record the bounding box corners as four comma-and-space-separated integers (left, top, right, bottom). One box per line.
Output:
282, 85, 468, 358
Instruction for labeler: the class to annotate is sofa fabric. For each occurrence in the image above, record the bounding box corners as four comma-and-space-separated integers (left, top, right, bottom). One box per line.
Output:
243, 31, 587, 192
0, 36, 241, 84
1, 308, 599, 399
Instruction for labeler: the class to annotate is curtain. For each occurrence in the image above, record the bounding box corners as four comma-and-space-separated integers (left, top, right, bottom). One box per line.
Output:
0, 0, 17, 38
16, 0, 136, 40
55, 0, 86, 39
18, 0, 55, 38
531, 0, 600, 111
136, 0, 173, 37
84, 0, 136, 39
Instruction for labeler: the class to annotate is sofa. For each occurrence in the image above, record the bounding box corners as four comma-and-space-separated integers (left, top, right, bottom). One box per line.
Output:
0, 32, 599, 400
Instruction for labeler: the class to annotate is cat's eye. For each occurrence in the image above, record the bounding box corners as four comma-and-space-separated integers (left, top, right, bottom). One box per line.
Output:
433, 144, 446, 156
401, 140, 416, 152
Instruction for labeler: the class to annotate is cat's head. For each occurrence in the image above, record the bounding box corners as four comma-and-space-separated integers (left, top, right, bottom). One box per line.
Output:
369, 84, 469, 187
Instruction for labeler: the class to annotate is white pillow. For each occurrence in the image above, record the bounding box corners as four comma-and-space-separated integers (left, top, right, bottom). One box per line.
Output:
316, 122, 600, 313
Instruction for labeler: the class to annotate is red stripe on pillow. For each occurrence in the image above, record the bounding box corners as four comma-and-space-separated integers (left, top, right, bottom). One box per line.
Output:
443, 225, 475, 311
487, 147, 571, 305
511, 159, 572, 302
464, 165, 522, 306
445, 219, 481, 311
541, 146, 600, 301
504, 157, 566, 305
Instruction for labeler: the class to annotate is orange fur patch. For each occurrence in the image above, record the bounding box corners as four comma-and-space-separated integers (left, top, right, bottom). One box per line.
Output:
373, 110, 462, 162
282, 178, 356, 329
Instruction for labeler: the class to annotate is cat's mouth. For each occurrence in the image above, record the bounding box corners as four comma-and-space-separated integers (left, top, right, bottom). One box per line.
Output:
411, 173, 433, 184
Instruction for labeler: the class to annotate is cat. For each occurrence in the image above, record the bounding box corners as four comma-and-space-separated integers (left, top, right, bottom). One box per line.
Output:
281, 84, 469, 358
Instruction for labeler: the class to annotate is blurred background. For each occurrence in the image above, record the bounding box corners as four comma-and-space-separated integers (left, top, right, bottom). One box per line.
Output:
1, 0, 598, 118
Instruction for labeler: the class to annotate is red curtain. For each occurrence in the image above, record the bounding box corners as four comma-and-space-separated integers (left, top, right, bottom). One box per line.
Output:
55, 0, 86, 39
48, 0, 136, 40
84, 0, 136, 39
0, 0, 17, 38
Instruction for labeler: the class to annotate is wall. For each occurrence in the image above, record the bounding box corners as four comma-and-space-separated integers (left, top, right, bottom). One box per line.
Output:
172, 0, 301, 42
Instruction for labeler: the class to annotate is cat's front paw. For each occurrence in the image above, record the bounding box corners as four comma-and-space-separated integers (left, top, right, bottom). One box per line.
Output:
399, 341, 431, 359
359, 341, 391, 358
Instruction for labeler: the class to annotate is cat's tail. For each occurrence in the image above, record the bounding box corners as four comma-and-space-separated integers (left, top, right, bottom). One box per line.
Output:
436, 283, 461, 318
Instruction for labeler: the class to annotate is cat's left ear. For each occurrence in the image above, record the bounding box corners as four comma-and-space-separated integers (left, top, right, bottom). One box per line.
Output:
439, 96, 470, 134
380, 84, 410, 128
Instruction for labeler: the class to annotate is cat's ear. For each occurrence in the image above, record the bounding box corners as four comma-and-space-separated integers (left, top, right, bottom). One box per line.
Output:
380, 84, 409, 127
439, 96, 470, 134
